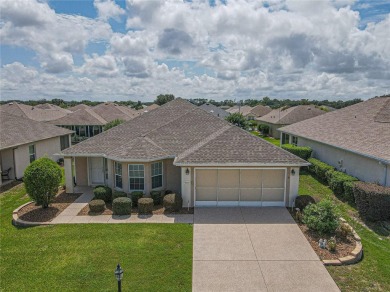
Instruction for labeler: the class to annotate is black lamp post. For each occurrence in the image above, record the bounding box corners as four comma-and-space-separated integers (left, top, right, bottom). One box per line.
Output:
114, 264, 123, 292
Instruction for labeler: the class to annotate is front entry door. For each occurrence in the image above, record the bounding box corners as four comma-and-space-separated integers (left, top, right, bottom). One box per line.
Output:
90, 157, 105, 185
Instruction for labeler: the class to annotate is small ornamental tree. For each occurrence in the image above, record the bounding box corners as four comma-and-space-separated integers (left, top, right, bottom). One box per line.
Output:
103, 119, 124, 131
24, 157, 62, 208
225, 113, 248, 129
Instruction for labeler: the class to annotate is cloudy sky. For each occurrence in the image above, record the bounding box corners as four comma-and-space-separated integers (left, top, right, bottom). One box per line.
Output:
1, 0, 389, 102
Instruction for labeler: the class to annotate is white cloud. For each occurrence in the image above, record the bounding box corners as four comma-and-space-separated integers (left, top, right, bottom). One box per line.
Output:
94, 0, 125, 20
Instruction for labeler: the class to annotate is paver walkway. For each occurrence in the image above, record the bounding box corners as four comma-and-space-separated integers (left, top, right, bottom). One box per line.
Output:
192, 207, 340, 292
51, 187, 193, 224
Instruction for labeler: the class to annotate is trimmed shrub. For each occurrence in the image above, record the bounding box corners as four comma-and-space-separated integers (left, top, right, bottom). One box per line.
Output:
112, 197, 132, 215
343, 181, 357, 204
24, 157, 62, 208
295, 195, 315, 211
112, 191, 127, 200
130, 191, 144, 207
307, 158, 335, 182
328, 171, 358, 198
150, 190, 164, 205
303, 199, 339, 234
89, 199, 105, 213
257, 124, 270, 135
93, 186, 112, 203
336, 223, 353, 238
163, 193, 183, 212
281, 144, 312, 160
165, 190, 173, 195
353, 182, 390, 221
138, 198, 154, 214
325, 169, 336, 184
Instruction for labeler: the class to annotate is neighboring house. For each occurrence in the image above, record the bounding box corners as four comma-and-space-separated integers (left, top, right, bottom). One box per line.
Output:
247, 104, 272, 120
257, 105, 326, 139
138, 104, 160, 114
48, 108, 107, 144
34, 103, 72, 114
279, 97, 390, 186
92, 102, 139, 122
0, 102, 69, 122
226, 105, 253, 116
61, 99, 308, 207
68, 104, 91, 112
199, 103, 229, 118
0, 112, 73, 184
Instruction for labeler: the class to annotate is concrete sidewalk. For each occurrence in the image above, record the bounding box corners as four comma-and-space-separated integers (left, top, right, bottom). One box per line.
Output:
192, 207, 340, 292
51, 187, 193, 224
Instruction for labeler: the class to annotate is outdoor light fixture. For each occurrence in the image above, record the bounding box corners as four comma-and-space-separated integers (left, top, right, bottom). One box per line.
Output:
291, 169, 296, 176
186, 168, 190, 175
114, 264, 123, 292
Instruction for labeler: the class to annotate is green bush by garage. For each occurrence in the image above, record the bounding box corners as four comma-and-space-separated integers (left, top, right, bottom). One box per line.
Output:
307, 158, 335, 183
281, 144, 312, 160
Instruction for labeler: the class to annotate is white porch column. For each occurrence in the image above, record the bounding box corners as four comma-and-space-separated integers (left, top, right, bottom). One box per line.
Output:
288, 167, 300, 207
64, 157, 74, 193
181, 167, 192, 207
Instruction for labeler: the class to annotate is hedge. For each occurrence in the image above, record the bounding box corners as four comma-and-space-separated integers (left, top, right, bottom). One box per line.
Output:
112, 197, 132, 215
89, 199, 105, 213
328, 171, 358, 198
130, 191, 144, 207
307, 158, 335, 182
353, 182, 390, 221
281, 144, 312, 160
163, 193, 183, 212
112, 191, 128, 201
93, 186, 112, 203
150, 190, 164, 205
138, 198, 154, 214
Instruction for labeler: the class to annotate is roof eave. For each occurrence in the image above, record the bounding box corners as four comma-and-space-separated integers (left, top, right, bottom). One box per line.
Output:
60, 153, 176, 162
173, 162, 310, 167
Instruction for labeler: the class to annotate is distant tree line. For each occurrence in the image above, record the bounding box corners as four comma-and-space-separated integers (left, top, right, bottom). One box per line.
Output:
5, 93, 387, 110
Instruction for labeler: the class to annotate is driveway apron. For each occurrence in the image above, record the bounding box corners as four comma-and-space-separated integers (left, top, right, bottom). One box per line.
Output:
192, 207, 340, 292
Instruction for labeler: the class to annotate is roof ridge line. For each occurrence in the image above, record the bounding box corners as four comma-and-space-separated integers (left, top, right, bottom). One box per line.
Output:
143, 136, 169, 154
140, 106, 197, 137
176, 124, 232, 161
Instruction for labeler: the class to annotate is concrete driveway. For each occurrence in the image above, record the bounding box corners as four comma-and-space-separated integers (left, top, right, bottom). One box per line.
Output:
193, 207, 340, 292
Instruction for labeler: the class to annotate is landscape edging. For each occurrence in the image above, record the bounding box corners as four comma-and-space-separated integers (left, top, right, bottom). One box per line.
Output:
322, 218, 363, 266
12, 201, 53, 227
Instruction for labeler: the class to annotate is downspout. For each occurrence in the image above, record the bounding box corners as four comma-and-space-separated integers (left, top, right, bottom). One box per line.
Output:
12, 147, 17, 180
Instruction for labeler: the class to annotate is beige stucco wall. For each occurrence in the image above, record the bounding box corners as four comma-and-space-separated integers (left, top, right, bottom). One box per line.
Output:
297, 137, 389, 186
11, 136, 67, 179
165, 159, 181, 194
75, 157, 88, 186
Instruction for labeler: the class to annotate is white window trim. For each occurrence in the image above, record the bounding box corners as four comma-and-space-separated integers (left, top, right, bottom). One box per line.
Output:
151, 161, 163, 189
114, 161, 122, 189
128, 164, 145, 192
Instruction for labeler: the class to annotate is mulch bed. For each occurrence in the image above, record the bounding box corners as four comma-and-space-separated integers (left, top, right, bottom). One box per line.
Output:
78, 203, 194, 216
289, 209, 356, 260
0, 181, 23, 194
18, 191, 82, 222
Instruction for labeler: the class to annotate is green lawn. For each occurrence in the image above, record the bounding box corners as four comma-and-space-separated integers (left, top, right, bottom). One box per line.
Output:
299, 172, 390, 291
250, 131, 280, 147
0, 184, 193, 292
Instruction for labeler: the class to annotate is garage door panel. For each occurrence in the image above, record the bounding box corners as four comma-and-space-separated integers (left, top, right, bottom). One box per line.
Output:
240, 189, 261, 201
241, 170, 262, 188
218, 170, 239, 188
218, 188, 239, 201
197, 170, 217, 187
262, 170, 285, 188
262, 189, 284, 202
197, 187, 217, 201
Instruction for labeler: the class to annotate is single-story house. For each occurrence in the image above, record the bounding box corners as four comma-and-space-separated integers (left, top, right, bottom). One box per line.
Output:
61, 99, 308, 207
0, 102, 70, 122
226, 105, 253, 116
199, 103, 229, 118
68, 104, 91, 112
0, 111, 73, 185
257, 105, 326, 139
92, 102, 140, 122
279, 97, 390, 186
246, 105, 272, 120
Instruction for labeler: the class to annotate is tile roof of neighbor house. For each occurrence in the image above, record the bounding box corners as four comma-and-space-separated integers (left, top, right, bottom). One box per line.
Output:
257, 105, 326, 125
279, 97, 390, 163
92, 102, 139, 122
0, 111, 73, 150
199, 103, 229, 118
62, 99, 308, 166
67, 104, 90, 112
48, 107, 108, 126
0, 102, 69, 122
248, 105, 272, 118
226, 105, 253, 116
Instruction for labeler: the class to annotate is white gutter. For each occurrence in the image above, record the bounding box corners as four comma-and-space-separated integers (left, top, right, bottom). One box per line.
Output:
280, 130, 390, 165
173, 162, 310, 167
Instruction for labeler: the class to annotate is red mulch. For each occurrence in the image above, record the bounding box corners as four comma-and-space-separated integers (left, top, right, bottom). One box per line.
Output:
18, 191, 82, 222
289, 209, 356, 260
78, 203, 194, 216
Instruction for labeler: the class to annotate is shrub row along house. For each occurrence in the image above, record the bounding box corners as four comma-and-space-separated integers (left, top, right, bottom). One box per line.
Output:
62, 99, 308, 207
279, 96, 390, 186
0, 111, 72, 185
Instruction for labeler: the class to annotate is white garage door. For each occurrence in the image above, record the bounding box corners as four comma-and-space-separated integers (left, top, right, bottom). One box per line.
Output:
195, 168, 286, 207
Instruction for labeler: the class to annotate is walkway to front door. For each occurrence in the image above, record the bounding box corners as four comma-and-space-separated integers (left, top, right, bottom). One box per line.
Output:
192, 207, 340, 292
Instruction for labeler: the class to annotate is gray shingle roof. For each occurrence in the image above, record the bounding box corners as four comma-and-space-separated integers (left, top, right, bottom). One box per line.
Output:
92, 102, 139, 122
199, 103, 229, 118
0, 102, 69, 122
257, 105, 325, 125
226, 105, 253, 116
49, 108, 107, 126
68, 104, 90, 112
279, 97, 390, 163
0, 111, 73, 150
248, 105, 272, 118
62, 99, 307, 166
